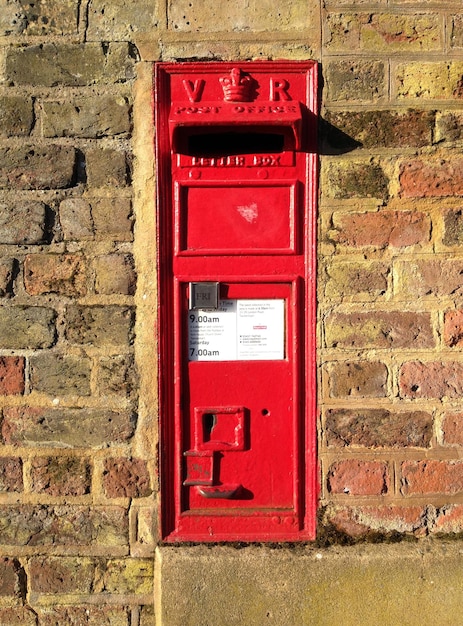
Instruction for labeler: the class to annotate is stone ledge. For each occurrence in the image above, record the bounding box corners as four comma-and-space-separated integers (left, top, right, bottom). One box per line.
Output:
156, 541, 463, 625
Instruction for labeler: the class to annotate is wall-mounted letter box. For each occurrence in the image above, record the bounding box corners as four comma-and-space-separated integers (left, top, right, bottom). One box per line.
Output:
155, 61, 318, 541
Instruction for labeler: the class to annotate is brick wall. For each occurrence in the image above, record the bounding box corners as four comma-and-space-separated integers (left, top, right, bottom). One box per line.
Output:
319, 0, 463, 540
2, 0, 463, 623
0, 1, 153, 624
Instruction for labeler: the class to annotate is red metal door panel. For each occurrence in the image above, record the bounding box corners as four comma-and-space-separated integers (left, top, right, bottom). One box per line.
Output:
155, 61, 318, 542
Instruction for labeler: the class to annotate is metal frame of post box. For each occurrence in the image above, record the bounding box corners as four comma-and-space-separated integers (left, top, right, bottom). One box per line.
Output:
154, 61, 318, 542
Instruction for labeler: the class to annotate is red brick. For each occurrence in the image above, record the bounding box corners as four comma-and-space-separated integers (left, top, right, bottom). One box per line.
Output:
325, 311, 434, 349
331, 210, 430, 248
400, 158, 463, 198
0, 356, 24, 395
401, 460, 463, 495
398, 260, 463, 300
30, 456, 91, 496
432, 505, 463, 534
400, 361, 463, 399
24, 253, 86, 296
444, 310, 463, 347
0, 458, 23, 492
441, 412, 463, 446
323, 505, 425, 538
327, 460, 389, 496
103, 458, 151, 498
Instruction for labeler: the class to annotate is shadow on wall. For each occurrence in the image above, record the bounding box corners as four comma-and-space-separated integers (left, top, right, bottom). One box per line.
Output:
319, 118, 362, 155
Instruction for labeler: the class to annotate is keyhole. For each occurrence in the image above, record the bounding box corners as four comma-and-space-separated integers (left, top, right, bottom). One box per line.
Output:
203, 413, 217, 437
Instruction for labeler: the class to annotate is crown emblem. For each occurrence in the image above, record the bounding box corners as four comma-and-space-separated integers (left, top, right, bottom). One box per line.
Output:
220, 67, 254, 102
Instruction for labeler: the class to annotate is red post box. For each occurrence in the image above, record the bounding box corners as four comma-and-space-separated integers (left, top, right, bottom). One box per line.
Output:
154, 61, 318, 541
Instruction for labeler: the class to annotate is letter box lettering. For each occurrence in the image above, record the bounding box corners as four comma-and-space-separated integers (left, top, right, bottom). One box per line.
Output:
154, 61, 318, 541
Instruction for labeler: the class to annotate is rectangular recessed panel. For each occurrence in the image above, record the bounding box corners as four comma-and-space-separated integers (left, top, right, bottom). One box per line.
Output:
177, 183, 297, 254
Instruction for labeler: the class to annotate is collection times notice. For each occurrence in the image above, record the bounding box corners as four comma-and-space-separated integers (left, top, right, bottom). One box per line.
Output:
188, 299, 285, 362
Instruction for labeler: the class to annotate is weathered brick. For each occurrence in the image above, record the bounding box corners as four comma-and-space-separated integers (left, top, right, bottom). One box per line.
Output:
400, 361, 463, 399
29, 557, 95, 593
443, 208, 463, 246
0, 306, 56, 349
102, 558, 153, 595
88, 0, 158, 40
0, 458, 23, 493
59, 198, 93, 241
402, 460, 463, 495
0, 357, 24, 395
324, 261, 389, 298
0, 96, 33, 136
325, 311, 434, 349
435, 112, 463, 143
168, 0, 308, 32
41, 96, 130, 138
0, 0, 79, 36
0, 145, 75, 190
0, 200, 47, 244
97, 354, 136, 398
450, 15, 463, 49
0, 258, 15, 296
396, 61, 463, 100
0, 558, 19, 596
4, 43, 133, 87
91, 197, 133, 241
65, 305, 134, 347
103, 458, 151, 498
324, 110, 433, 150
0, 505, 128, 547
324, 161, 389, 200
325, 60, 386, 102
325, 361, 387, 398
30, 456, 91, 496
30, 353, 91, 396
400, 158, 463, 198
330, 211, 430, 248
38, 606, 130, 626
322, 505, 426, 538
2, 407, 135, 448
86, 148, 129, 188
140, 606, 156, 626
94, 254, 136, 295
0, 607, 36, 626
325, 13, 440, 52
24, 253, 86, 296
327, 460, 389, 496
325, 408, 433, 448
432, 505, 463, 534
395, 260, 463, 300
0, 1, 27, 35
442, 412, 463, 447
444, 310, 463, 347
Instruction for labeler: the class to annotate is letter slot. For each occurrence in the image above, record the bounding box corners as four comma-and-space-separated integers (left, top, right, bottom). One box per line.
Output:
155, 61, 318, 542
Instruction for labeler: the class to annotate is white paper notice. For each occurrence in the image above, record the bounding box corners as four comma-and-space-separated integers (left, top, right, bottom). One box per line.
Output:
188, 299, 285, 361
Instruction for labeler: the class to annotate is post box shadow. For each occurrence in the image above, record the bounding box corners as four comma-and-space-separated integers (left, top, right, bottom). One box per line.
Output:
318, 118, 362, 155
